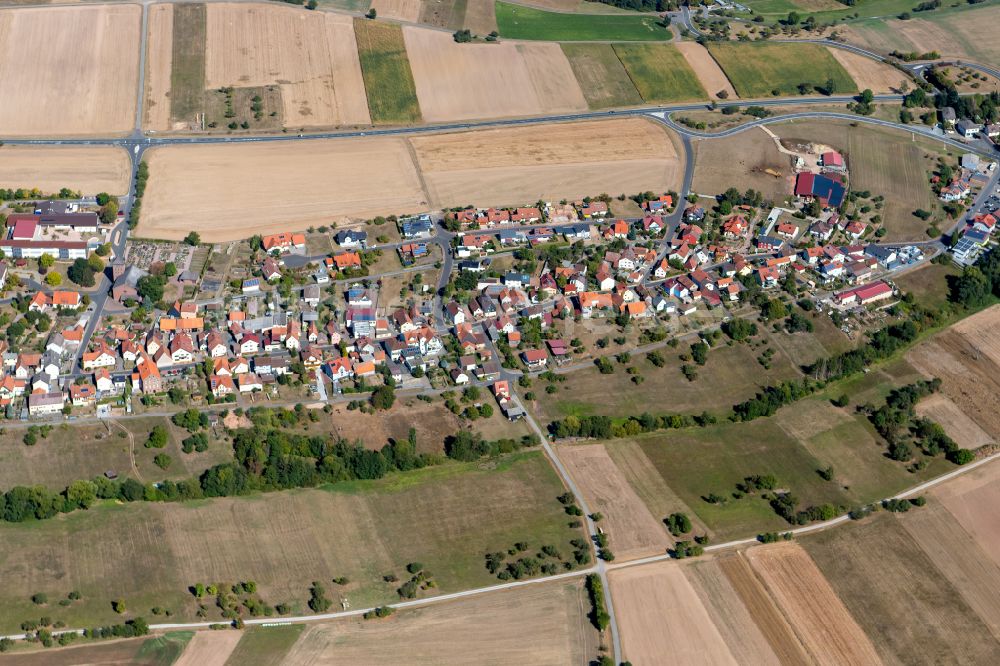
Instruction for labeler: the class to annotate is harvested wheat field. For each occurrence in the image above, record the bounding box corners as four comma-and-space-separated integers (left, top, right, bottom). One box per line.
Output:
0, 145, 131, 195
560, 444, 672, 560
173, 630, 242, 666
826, 47, 908, 93
0, 5, 139, 136
203, 3, 370, 127
403, 27, 586, 122
932, 459, 1000, 571
685, 558, 782, 666
370, 0, 422, 22
692, 128, 792, 202
141, 139, 426, 241
715, 554, 810, 665
145, 3, 174, 131
907, 305, 1000, 438
902, 500, 1000, 642
410, 117, 682, 207
611, 561, 738, 665
605, 440, 709, 538
464, 0, 498, 35
282, 580, 598, 665
745, 543, 882, 666
917, 393, 993, 449
803, 510, 1000, 663
674, 41, 737, 100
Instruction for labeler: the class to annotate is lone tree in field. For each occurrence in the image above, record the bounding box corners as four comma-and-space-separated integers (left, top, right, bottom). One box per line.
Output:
184, 231, 201, 246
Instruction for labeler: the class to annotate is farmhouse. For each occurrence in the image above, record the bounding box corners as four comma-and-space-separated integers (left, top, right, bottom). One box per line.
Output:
834, 280, 893, 306
795, 173, 846, 208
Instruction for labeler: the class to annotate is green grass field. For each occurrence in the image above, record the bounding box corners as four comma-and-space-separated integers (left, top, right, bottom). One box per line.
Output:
0, 451, 582, 633
353, 19, 422, 124
561, 44, 643, 108
496, 2, 671, 41
745, 0, 929, 21
706, 42, 856, 98
632, 418, 851, 539
169, 3, 207, 122
614, 43, 708, 102
225, 625, 304, 666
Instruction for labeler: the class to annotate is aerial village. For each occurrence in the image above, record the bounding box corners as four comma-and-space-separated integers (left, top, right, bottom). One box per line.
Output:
0, 137, 996, 423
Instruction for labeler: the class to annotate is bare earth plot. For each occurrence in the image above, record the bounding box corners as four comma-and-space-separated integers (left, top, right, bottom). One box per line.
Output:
0, 145, 131, 195
826, 47, 908, 93
203, 4, 371, 128
410, 117, 682, 208
803, 511, 1000, 664
745, 543, 883, 666
403, 27, 586, 122
140, 139, 427, 242
0, 5, 139, 136
173, 630, 242, 666
610, 561, 738, 665
145, 3, 174, 131
560, 444, 672, 560
673, 41, 737, 100
692, 128, 792, 203
281, 580, 598, 665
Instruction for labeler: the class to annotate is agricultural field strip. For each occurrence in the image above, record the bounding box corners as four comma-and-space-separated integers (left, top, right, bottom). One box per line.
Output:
7, 445, 1000, 641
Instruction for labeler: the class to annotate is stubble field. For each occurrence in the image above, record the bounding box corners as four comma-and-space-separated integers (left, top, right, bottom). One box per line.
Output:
139, 138, 427, 241
409, 117, 683, 208
907, 305, 1000, 441
825, 47, 908, 93
673, 41, 737, 100
0, 5, 139, 136
745, 543, 882, 666
611, 561, 739, 665
204, 4, 371, 128
277, 580, 599, 665
0, 145, 131, 195
403, 26, 587, 122
560, 444, 672, 560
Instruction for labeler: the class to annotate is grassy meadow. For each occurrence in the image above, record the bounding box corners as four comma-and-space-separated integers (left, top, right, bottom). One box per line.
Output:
706, 42, 856, 97
496, 2, 671, 41
614, 43, 708, 103
170, 3, 207, 123
354, 19, 422, 124
561, 43, 643, 109
0, 451, 583, 633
